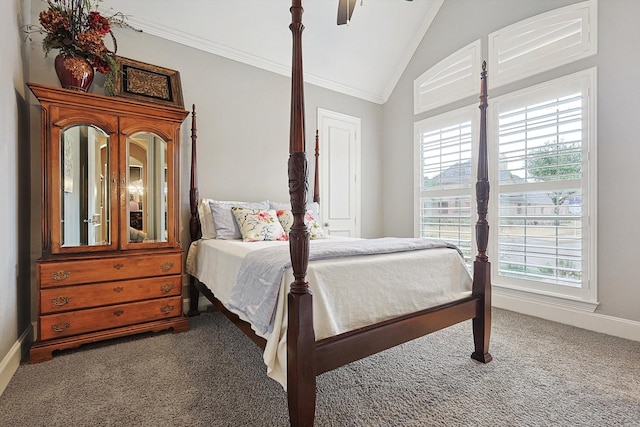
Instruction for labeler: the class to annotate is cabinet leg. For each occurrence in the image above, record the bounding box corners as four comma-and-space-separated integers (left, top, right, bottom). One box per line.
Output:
29, 346, 54, 364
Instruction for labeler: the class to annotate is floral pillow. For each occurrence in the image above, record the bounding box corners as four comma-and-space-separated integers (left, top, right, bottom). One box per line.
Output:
276, 210, 326, 240
231, 207, 288, 242
210, 200, 269, 240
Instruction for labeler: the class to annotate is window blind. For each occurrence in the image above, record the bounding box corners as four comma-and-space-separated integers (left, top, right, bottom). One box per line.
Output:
497, 93, 583, 286
418, 120, 473, 264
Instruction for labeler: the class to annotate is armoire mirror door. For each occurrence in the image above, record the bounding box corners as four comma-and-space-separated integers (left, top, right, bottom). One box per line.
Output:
51, 121, 118, 254
126, 132, 168, 244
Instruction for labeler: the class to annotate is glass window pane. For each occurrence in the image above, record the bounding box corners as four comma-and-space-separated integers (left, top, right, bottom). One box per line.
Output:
420, 122, 472, 191
498, 93, 582, 185
419, 195, 472, 265
498, 190, 582, 286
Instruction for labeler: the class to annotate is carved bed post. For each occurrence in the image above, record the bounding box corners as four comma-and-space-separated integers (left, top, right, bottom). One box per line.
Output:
188, 104, 201, 317
287, 1, 316, 426
314, 129, 320, 204
471, 62, 492, 363
189, 104, 200, 242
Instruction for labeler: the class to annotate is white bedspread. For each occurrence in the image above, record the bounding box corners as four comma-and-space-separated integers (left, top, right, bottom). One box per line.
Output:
229, 237, 462, 335
186, 236, 472, 389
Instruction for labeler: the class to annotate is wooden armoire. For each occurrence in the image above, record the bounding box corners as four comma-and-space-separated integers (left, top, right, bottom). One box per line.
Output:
29, 83, 189, 363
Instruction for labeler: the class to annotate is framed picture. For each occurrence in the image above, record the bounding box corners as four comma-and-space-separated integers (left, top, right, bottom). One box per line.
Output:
111, 56, 184, 109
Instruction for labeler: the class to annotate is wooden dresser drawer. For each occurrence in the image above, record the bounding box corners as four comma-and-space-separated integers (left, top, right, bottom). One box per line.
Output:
40, 275, 182, 314
39, 252, 182, 288
39, 296, 183, 341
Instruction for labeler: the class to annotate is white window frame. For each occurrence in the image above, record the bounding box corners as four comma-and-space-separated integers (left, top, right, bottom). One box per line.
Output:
488, 0, 597, 88
414, 105, 478, 266
488, 68, 598, 309
414, 69, 597, 309
414, 40, 482, 114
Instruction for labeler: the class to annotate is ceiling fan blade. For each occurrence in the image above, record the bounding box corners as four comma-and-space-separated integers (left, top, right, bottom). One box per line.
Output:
337, 0, 356, 25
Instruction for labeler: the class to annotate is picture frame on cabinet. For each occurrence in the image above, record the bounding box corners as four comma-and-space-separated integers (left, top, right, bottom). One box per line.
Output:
111, 56, 184, 108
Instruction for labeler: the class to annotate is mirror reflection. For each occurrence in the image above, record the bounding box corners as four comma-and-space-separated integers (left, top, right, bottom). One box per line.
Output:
127, 132, 168, 243
61, 125, 110, 247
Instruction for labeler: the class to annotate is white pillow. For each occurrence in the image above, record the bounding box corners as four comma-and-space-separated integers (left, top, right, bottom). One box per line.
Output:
231, 208, 288, 242
269, 201, 320, 221
197, 198, 217, 239
210, 200, 269, 240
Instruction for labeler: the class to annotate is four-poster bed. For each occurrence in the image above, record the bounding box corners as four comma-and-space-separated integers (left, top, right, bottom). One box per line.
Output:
186, 1, 492, 425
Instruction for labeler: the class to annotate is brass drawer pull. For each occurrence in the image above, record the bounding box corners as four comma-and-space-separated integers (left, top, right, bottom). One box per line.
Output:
160, 284, 174, 293
113, 263, 124, 270
114, 310, 124, 317
113, 286, 124, 293
160, 262, 174, 272
51, 270, 71, 281
51, 296, 70, 306
160, 304, 174, 314
51, 322, 70, 333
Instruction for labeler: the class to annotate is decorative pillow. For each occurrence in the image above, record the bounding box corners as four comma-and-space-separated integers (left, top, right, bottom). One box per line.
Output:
276, 209, 326, 240
269, 201, 320, 221
231, 208, 288, 242
210, 200, 269, 240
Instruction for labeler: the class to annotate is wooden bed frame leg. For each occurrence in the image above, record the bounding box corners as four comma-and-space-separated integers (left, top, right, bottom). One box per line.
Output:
187, 276, 201, 317
471, 62, 492, 364
287, 292, 316, 427
287, 0, 316, 422
471, 259, 492, 363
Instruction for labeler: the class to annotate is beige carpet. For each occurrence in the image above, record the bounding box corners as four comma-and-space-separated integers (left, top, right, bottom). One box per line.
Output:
1, 308, 638, 426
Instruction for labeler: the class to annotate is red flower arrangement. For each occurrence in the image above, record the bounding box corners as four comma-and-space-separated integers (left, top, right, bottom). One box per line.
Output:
29, 0, 138, 92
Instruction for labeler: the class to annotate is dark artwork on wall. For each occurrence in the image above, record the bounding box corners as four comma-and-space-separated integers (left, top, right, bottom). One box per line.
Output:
111, 56, 184, 108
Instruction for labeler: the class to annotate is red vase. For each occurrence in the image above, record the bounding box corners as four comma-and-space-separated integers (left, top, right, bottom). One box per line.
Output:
54, 53, 94, 92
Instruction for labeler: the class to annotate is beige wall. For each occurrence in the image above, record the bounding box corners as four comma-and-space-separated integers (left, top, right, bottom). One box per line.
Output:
0, 0, 31, 380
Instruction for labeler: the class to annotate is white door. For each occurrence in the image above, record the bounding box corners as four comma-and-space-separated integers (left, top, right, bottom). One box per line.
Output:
317, 108, 361, 237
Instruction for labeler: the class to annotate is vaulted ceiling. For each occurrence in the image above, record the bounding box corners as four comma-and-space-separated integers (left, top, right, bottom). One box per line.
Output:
102, 0, 443, 104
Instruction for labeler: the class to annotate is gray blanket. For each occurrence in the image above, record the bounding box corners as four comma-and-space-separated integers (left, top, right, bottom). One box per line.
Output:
227, 237, 461, 334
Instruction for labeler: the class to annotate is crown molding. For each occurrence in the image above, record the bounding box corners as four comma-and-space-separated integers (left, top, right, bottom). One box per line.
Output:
126, 16, 386, 105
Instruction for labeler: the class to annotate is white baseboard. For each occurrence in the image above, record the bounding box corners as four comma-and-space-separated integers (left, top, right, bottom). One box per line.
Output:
0, 326, 31, 397
494, 292, 640, 342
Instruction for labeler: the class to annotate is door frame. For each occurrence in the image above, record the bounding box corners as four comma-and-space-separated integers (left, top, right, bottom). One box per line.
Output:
316, 108, 362, 237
